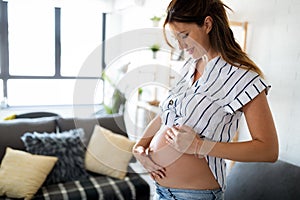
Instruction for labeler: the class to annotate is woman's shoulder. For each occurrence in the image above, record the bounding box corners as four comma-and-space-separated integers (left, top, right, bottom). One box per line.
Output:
208, 57, 262, 81
201, 56, 270, 105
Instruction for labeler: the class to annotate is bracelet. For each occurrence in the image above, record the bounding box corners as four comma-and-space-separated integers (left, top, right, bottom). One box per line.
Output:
194, 139, 205, 158
198, 139, 216, 156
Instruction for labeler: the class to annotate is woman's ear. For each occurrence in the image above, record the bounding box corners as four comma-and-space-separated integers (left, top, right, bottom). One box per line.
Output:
204, 16, 213, 34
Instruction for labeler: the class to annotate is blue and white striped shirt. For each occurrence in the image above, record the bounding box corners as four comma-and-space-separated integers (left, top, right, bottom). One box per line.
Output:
159, 56, 270, 190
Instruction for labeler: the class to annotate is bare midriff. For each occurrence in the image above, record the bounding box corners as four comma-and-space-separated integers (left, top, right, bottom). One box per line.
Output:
149, 126, 220, 190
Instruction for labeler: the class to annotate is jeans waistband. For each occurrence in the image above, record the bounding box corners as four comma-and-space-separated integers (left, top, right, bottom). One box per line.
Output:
155, 182, 224, 200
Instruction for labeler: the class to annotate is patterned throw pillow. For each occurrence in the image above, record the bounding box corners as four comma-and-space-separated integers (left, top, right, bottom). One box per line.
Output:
21, 129, 89, 185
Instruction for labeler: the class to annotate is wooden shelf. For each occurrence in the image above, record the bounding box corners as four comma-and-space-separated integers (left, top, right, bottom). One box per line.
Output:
136, 100, 160, 114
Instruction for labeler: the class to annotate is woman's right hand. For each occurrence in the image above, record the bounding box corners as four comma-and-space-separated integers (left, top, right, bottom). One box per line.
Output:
132, 146, 166, 179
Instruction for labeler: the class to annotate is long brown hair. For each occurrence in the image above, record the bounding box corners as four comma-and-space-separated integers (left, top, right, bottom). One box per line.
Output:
163, 0, 263, 76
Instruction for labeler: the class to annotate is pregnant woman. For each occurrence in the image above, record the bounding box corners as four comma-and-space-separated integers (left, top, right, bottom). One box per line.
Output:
133, 0, 278, 200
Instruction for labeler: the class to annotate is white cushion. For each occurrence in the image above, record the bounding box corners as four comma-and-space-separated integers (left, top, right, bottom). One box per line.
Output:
85, 125, 135, 179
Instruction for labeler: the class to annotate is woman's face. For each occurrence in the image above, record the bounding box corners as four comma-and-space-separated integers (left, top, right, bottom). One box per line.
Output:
170, 21, 211, 60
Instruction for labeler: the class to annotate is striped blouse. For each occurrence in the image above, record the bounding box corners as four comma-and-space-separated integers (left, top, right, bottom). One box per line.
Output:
159, 56, 270, 190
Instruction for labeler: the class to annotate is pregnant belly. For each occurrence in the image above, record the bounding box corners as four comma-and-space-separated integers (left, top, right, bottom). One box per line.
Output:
149, 125, 220, 189
149, 126, 183, 167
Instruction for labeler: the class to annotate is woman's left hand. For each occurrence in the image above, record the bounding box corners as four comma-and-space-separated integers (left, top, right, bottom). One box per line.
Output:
165, 125, 201, 155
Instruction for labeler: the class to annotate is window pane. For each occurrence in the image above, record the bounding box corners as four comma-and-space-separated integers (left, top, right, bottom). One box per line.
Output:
8, 0, 55, 76
61, 3, 103, 77
8, 79, 103, 106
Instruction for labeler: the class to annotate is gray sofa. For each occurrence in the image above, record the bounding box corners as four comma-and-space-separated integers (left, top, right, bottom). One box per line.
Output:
225, 160, 300, 200
0, 114, 150, 200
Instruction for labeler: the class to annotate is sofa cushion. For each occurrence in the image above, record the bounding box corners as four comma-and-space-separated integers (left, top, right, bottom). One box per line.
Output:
56, 114, 127, 147
21, 129, 89, 185
225, 160, 300, 200
85, 125, 135, 179
0, 117, 57, 162
0, 147, 57, 200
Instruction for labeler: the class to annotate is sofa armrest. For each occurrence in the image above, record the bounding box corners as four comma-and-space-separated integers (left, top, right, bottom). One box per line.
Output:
225, 160, 300, 200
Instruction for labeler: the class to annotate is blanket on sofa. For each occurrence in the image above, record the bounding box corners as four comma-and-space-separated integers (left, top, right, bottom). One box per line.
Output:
33, 170, 149, 200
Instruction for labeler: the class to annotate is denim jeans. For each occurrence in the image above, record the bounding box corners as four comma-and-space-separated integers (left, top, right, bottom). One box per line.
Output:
154, 183, 224, 200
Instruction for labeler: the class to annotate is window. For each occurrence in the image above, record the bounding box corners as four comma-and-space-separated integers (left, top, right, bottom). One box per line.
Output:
0, 0, 106, 106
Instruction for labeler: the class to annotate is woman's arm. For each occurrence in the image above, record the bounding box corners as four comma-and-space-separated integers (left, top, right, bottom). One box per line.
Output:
166, 92, 279, 162
132, 115, 166, 178
133, 114, 162, 149
209, 91, 279, 162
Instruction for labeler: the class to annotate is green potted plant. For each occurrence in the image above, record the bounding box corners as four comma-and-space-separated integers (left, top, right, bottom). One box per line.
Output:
101, 71, 126, 114
150, 16, 161, 27
150, 44, 160, 59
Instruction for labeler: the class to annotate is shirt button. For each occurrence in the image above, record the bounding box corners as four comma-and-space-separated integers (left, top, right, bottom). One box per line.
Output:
169, 99, 173, 105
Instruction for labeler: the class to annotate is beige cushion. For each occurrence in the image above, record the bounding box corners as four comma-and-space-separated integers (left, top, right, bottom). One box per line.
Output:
85, 125, 135, 179
0, 147, 57, 200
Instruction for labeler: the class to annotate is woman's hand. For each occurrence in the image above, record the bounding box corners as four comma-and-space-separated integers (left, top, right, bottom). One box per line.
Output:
132, 146, 166, 179
165, 125, 201, 155
166, 125, 217, 157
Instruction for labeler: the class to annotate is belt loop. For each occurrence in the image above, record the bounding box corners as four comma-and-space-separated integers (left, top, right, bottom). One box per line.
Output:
212, 188, 223, 200
167, 189, 178, 200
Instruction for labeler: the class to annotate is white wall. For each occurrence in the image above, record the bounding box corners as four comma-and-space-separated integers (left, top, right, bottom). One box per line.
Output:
224, 0, 300, 166
110, 0, 169, 32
